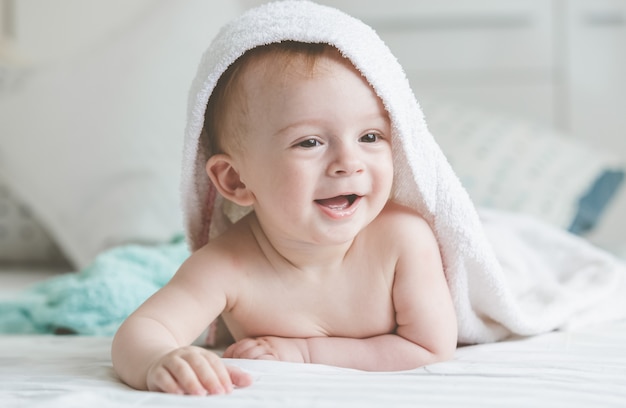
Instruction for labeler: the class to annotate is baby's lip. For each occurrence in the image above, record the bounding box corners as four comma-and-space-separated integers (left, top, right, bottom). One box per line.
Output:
314, 194, 360, 209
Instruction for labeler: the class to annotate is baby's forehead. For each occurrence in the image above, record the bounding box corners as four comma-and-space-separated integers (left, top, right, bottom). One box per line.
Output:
239, 44, 357, 84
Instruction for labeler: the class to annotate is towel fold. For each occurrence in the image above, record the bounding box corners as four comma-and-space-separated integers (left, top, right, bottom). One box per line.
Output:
181, 0, 626, 344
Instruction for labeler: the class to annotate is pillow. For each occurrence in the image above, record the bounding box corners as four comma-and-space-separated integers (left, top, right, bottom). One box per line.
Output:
421, 101, 624, 234
585, 179, 626, 256
0, 177, 65, 264
0, 1, 241, 269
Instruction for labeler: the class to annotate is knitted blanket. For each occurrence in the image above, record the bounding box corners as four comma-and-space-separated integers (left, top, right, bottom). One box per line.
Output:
0, 237, 188, 335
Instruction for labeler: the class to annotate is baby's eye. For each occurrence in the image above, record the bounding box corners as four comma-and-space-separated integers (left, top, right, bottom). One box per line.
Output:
297, 138, 322, 148
359, 133, 380, 143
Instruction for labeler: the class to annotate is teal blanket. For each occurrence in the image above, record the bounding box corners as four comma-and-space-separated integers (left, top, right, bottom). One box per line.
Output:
0, 237, 189, 335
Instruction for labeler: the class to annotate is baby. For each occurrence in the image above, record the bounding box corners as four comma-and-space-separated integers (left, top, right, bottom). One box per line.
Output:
111, 40, 456, 396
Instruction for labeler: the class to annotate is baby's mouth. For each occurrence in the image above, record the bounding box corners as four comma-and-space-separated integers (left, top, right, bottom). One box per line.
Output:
315, 194, 360, 211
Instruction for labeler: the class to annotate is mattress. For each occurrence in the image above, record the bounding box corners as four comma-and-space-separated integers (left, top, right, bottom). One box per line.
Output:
1, 314, 625, 407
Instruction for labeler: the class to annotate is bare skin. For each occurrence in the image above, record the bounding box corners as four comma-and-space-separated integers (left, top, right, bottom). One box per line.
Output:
111, 48, 457, 396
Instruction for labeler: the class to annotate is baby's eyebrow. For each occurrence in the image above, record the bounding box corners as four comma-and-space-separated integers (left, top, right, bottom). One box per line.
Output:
274, 111, 390, 138
362, 112, 391, 125
274, 119, 326, 136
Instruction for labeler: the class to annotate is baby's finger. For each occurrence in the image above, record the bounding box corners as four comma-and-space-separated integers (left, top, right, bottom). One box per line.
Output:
225, 338, 264, 359
237, 342, 277, 360
256, 353, 280, 360
147, 366, 184, 395
223, 340, 246, 358
165, 357, 208, 396
227, 365, 254, 388
190, 353, 233, 395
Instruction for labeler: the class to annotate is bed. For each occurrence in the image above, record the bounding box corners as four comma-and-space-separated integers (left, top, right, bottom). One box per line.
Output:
1, 1, 626, 407
2, 266, 626, 407
8, 329, 626, 407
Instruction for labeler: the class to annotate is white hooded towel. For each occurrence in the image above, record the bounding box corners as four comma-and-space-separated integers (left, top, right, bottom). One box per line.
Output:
180, 0, 626, 344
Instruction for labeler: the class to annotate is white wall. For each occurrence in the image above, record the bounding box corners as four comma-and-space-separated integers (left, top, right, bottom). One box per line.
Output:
564, 0, 626, 153
11, 0, 155, 64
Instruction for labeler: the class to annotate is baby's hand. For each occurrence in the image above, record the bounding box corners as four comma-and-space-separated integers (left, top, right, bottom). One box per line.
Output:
224, 336, 309, 363
146, 345, 252, 395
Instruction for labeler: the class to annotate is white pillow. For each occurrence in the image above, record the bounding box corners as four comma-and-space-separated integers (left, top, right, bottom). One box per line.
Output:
0, 178, 65, 264
0, 1, 241, 269
421, 101, 624, 234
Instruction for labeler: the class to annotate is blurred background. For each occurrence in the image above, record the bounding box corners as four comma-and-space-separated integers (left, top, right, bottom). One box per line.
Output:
0, 0, 624, 271
3, 0, 625, 146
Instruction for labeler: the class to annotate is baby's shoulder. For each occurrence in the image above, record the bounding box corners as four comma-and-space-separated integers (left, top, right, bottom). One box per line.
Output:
374, 201, 432, 233
177, 222, 259, 282
366, 202, 437, 252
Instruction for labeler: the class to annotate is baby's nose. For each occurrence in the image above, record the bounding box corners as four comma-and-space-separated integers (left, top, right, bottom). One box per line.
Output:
328, 145, 364, 176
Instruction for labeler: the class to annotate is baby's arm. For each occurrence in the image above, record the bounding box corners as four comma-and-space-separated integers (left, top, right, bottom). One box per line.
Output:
111, 250, 252, 394
225, 211, 457, 370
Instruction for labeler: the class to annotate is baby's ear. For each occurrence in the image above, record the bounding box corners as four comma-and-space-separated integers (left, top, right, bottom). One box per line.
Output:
206, 154, 254, 206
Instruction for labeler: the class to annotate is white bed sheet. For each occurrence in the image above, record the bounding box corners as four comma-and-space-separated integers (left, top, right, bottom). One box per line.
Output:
1, 320, 625, 408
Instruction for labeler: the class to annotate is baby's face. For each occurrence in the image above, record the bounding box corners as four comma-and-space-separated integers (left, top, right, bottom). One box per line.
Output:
232, 52, 393, 245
